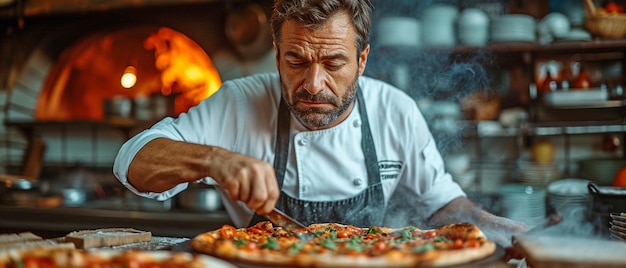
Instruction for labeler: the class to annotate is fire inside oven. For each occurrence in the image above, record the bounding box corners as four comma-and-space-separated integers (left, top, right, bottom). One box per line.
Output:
35, 25, 222, 121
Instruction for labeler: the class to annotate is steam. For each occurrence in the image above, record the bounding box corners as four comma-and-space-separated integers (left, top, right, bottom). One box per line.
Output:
528, 207, 606, 239
366, 1, 496, 156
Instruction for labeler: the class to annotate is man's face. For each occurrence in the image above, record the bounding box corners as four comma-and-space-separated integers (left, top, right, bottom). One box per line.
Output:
276, 12, 369, 130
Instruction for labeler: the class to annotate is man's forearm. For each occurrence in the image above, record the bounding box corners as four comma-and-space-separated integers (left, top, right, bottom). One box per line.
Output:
127, 138, 221, 193
428, 197, 487, 227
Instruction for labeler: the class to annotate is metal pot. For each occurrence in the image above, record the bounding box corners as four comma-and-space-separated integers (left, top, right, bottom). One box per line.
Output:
588, 182, 626, 214
588, 182, 626, 236
176, 184, 223, 212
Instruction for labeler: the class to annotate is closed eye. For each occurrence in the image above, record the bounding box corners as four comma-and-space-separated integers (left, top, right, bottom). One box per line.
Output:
288, 61, 308, 68
325, 61, 345, 71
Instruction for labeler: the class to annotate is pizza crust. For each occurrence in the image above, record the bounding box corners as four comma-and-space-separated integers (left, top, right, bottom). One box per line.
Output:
425, 240, 496, 267
198, 247, 437, 268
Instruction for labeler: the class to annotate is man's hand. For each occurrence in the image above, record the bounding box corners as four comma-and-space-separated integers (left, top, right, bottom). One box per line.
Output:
429, 197, 529, 247
208, 148, 280, 215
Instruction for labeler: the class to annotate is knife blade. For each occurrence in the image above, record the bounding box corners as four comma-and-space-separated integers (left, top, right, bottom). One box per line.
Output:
263, 208, 316, 242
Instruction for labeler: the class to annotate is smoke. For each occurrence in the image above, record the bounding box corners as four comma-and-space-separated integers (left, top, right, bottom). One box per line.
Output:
528, 208, 607, 240
366, 1, 498, 156
366, 36, 493, 102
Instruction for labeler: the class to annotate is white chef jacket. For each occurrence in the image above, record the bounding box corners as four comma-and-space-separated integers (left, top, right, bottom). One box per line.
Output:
113, 72, 466, 228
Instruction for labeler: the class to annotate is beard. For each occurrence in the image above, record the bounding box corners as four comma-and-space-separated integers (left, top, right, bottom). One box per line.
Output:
280, 74, 359, 129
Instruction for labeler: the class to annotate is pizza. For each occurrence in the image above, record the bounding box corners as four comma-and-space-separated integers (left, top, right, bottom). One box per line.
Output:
0, 248, 233, 268
191, 221, 497, 267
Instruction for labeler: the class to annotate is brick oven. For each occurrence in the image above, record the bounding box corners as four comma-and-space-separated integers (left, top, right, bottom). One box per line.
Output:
0, 0, 275, 178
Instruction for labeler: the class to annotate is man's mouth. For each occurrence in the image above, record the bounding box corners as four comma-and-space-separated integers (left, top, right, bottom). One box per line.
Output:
297, 100, 331, 109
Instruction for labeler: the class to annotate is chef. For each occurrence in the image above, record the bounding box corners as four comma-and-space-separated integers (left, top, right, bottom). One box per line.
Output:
113, 0, 527, 246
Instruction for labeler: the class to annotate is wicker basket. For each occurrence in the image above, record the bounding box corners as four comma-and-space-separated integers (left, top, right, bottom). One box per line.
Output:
584, 0, 626, 38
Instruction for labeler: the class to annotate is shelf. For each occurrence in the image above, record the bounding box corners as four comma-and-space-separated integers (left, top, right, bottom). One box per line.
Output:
528, 121, 626, 136
4, 118, 157, 139
377, 39, 626, 57
542, 99, 626, 109
460, 39, 626, 55
462, 120, 626, 137
5, 118, 155, 129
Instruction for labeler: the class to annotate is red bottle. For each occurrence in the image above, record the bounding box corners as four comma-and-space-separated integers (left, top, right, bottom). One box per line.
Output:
573, 67, 591, 89
540, 71, 558, 93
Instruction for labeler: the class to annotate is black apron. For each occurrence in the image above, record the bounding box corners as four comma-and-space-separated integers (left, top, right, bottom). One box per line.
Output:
249, 88, 385, 227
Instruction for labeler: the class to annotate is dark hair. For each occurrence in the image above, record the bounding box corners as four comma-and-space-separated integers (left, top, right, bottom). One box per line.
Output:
271, 0, 373, 55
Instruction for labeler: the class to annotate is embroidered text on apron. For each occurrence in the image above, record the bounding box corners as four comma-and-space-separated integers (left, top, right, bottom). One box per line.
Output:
249, 88, 385, 227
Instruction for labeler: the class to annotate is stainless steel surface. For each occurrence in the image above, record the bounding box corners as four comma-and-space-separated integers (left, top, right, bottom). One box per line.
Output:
177, 185, 223, 212
264, 208, 315, 241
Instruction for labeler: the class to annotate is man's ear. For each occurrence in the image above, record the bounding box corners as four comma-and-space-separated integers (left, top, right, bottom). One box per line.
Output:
358, 44, 370, 76
273, 42, 280, 68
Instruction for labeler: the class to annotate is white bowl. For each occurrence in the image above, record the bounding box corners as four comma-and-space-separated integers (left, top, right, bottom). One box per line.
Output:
540, 12, 571, 39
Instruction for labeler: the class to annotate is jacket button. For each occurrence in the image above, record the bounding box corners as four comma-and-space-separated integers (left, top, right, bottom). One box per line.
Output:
353, 178, 363, 186
298, 138, 309, 146
353, 120, 362, 128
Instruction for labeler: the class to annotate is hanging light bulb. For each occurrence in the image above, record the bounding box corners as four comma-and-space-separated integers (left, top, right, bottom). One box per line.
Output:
120, 65, 137, 89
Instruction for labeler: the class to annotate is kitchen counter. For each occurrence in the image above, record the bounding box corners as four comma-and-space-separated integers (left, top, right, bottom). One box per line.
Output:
0, 202, 525, 268
0, 231, 517, 268
0, 205, 233, 238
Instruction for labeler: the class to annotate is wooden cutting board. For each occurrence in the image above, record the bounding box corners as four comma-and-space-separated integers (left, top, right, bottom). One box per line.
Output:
65, 228, 151, 249
513, 235, 626, 268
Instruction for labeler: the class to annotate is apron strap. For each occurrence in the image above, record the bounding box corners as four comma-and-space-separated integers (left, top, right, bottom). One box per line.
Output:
273, 98, 291, 188
356, 88, 381, 186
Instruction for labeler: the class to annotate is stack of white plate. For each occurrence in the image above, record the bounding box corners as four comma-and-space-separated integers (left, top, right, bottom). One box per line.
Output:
547, 178, 592, 222
377, 16, 421, 48
518, 160, 561, 186
491, 14, 536, 43
421, 4, 458, 48
500, 184, 546, 228
610, 213, 626, 241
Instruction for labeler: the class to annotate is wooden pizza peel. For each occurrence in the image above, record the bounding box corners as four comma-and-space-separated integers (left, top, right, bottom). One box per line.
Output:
513, 234, 626, 268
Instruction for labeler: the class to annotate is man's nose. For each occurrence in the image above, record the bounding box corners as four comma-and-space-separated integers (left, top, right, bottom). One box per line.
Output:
303, 65, 325, 95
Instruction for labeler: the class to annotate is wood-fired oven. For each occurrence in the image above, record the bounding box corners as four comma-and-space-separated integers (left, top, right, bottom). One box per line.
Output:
0, 0, 275, 177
